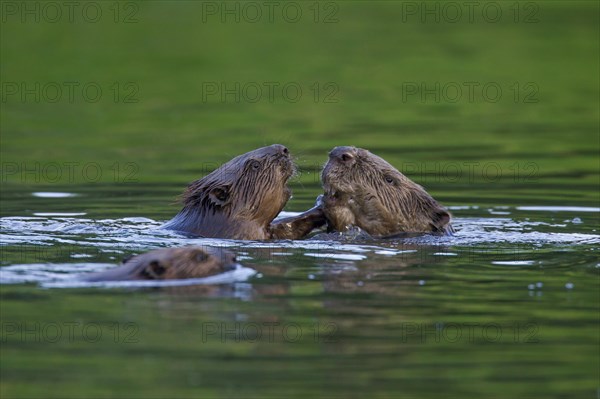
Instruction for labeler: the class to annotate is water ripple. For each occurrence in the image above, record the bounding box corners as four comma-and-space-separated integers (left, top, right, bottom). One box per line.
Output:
1, 206, 598, 287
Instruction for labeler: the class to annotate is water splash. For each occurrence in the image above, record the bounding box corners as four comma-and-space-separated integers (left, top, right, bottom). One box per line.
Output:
1, 206, 598, 287
0, 262, 256, 289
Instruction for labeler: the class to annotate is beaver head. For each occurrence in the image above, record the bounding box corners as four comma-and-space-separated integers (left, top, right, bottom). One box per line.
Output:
164, 144, 295, 239
321, 146, 452, 236
82, 246, 239, 281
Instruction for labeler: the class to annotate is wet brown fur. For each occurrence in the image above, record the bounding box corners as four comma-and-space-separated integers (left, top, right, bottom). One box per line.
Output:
82, 246, 238, 281
163, 144, 325, 240
321, 146, 452, 236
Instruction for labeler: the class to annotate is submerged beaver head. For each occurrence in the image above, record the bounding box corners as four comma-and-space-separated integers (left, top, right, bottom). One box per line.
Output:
166, 144, 295, 239
321, 146, 452, 236
83, 246, 239, 281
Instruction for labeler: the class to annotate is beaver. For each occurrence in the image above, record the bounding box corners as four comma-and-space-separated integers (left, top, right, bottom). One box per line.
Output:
320, 146, 453, 236
162, 144, 325, 240
81, 246, 239, 281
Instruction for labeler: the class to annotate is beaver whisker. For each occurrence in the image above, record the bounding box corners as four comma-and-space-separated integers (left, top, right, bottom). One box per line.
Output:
286, 164, 300, 181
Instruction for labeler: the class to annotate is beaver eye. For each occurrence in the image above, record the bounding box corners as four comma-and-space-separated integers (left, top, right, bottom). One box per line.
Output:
250, 160, 261, 170
195, 252, 209, 262
385, 176, 394, 184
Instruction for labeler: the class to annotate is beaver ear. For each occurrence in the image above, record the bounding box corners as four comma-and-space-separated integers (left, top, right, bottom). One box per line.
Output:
209, 186, 230, 206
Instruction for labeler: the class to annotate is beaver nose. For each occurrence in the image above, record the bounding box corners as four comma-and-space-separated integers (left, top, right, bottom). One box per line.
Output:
329, 146, 356, 163
272, 144, 289, 156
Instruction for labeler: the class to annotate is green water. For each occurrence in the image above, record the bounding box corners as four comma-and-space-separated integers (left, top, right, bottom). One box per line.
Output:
1, 1, 599, 398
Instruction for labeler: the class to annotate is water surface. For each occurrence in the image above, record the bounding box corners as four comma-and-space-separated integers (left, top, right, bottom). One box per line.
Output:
1, 2, 598, 398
